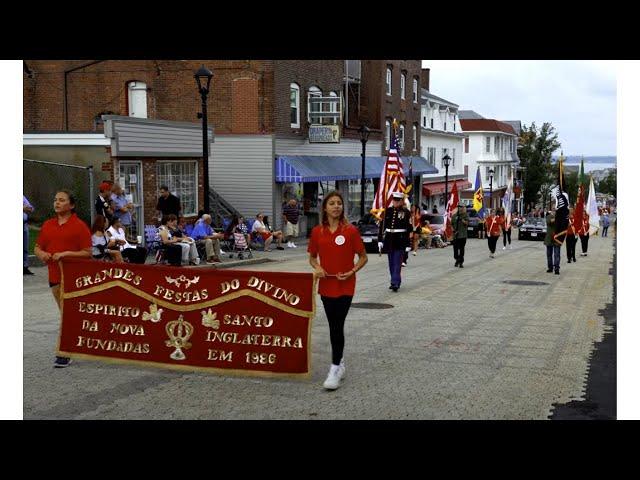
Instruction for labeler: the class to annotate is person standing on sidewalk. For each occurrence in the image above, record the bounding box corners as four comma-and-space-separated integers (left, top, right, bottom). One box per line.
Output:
451, 204, 469, 268
579, 210, 590, 256
602, 212, 610, 237
485, 209, 502, 258
34, 190, 92, 368
566, 207, 578, 263
378, 192, 411, 292
308, 190, 368, 391
23, 195, 34, 275
282, 198, 300, 248
544, 207, 561, 274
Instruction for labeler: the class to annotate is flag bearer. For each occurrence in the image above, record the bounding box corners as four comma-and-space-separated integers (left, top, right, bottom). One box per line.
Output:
378, 191, 411, 292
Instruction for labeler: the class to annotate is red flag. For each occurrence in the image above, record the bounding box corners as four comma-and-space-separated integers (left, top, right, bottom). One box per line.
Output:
444, 181, 459, 241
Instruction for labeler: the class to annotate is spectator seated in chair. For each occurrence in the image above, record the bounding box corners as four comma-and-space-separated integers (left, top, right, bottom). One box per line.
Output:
106, 217, 147, 264
157, 214, 194, 266
191, 213, 223, 264
91, 215, 123, 262
251, 213, 284, 252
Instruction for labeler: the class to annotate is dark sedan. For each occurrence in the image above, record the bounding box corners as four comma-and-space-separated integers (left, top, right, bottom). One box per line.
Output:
355, 214, 381, 253
518, 217, 546, 240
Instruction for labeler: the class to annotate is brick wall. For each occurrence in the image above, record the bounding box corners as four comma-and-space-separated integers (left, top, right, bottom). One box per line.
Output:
23, 60, 275, 135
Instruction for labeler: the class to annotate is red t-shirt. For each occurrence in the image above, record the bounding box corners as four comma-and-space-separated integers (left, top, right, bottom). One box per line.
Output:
486, 215, 502, 237
36, 214, 92, 284
307, 223, 365, 298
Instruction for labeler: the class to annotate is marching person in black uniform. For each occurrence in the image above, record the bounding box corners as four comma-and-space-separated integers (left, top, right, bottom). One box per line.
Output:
378, 191, 411, 292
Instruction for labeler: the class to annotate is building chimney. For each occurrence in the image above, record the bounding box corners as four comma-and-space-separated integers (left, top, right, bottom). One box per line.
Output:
421, 68, 430, 91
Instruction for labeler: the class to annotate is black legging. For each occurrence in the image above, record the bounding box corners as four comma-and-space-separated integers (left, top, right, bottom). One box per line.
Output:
503, 228, 511, 246
122, 246, 147, 264
566, 235, 577, 260
579, 234, 589, 253
321, 295, 353, 366
488, 235, 499, 253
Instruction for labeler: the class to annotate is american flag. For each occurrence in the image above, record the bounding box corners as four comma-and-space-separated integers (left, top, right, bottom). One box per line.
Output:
371, 129, 407, 220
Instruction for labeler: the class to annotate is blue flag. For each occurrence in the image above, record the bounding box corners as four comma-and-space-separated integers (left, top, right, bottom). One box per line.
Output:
473, 167, 485, 219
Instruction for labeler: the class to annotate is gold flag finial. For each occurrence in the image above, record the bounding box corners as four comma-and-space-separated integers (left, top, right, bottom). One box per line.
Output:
392, 118, 399, 133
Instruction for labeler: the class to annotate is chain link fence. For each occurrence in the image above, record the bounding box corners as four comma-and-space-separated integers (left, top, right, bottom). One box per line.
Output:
23, 159, 94, 227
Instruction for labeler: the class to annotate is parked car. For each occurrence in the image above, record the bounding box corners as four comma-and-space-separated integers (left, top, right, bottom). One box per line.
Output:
355, 214, 381, 253
518, 217, 546, 240
421, 213, 447, 239
464, 208, 482, 237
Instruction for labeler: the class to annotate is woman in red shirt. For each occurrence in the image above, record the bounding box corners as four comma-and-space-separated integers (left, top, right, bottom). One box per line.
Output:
34, 190, 92, 368
308, 191, 368, 390
485, 208, 503, 258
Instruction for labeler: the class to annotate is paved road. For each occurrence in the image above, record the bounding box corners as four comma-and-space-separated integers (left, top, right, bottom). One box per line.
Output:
23, 231, 615, 419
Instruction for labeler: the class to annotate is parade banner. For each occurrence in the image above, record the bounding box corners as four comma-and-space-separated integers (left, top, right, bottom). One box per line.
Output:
57, 258, 316, 378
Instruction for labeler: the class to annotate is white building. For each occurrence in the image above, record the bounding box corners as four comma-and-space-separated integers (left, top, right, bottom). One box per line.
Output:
459, 118, 519, 210
419, 90, 469, 213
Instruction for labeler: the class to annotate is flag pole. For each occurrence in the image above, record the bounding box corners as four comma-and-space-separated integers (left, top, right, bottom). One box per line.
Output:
379, 119, 397, 256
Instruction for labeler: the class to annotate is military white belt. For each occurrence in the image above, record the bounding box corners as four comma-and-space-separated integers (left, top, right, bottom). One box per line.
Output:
385, 229, 407, 233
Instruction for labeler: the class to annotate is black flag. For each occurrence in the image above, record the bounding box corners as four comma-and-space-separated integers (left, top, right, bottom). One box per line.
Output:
552, 157, 569, 245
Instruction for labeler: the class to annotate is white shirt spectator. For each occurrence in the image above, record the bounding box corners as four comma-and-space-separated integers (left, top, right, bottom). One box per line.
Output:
107, 226, 133, 251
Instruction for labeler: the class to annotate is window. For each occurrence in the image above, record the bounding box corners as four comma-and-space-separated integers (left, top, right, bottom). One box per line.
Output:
412, 125, 417, 151
486, 166, 490, 181
453, 115, 456, 131
328, 91, 339, 124
385, 120, 391, 150
427, 147, 436, 166
413, 78, 418, 103
308, 86, 322, 124
465, 137, 469, 153
400, 73, 406, 100
485, 137, 491, 153
127, 81, 147, 118
157, 161, 198, 216
430, 118, 434, 129
444, 121, 447, 131
452, 148, 456, 167
290, 83, 300, 128
494, 136, 499, 154
398, 125, 405, 150
386, 68, 392, 96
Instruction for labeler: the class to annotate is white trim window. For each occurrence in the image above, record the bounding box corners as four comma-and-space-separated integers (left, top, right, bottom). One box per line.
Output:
441, 148, 449, 168
385, 119, 391, 150
452, 148, 456, 167
308, 86, 322, 124
427, 147, 436, 166
127, 81, 147, 118
494, 136, 499, 154
157, 161, 198, 216
400, 73, 406, 100
328, 91, 339, 124
290, 83, 300, 128
413, 78, 418, 103
412, 124, 417, 151
485, 136, 491, 153
386, 68, 392, 96
398, 125, 405, 150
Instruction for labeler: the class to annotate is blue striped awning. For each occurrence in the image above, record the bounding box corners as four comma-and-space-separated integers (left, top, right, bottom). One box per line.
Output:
275, 156, 438, 183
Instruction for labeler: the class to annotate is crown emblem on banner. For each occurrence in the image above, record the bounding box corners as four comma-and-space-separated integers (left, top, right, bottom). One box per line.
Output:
165, 315, 194, 361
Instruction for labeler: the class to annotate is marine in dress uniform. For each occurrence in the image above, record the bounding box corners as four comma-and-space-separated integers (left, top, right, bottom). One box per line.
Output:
378, 192, 411, 292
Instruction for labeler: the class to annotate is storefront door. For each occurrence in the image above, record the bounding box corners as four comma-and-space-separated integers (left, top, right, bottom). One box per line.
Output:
117, 162, 143, 239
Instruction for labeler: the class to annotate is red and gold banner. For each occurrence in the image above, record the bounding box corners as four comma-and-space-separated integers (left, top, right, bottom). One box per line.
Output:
57, 258, 316, 378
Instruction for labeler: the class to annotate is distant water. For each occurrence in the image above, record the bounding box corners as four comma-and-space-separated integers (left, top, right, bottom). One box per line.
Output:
557, 156, 616, 173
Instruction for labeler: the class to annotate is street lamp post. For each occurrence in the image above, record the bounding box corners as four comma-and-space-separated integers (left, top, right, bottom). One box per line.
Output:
358, 125, 371, 220
195, 65, 214, 214
489, 168, 495, 212
442, 154, 451, 214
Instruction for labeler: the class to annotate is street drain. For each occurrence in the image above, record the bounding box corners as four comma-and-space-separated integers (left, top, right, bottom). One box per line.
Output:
351, 303, 394, 309
502, 280, 549, 286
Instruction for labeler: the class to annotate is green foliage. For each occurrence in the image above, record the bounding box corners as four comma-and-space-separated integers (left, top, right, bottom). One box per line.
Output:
564, 171, 579, 205
518, 122, 561, 209
597, 170, 617, 196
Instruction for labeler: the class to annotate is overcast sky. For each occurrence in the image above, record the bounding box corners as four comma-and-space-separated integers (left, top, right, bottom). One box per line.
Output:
421, 60, 617, 157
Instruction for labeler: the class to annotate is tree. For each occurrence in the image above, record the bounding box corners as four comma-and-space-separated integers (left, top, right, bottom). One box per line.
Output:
597, 170, 617, 196
518, 122, 561, 210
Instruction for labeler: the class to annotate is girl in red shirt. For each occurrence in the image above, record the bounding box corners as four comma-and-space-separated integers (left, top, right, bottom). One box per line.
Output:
34, 190, 92, 368
308, 191, 368, 390
485, 209, 503, 258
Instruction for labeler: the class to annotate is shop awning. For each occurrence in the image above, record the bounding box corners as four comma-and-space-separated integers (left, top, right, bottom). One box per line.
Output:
422, 179, 472, 196
275, 156, 438, 183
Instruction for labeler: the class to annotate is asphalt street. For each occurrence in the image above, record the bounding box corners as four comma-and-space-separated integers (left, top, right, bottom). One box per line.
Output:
23, 230, 616, 419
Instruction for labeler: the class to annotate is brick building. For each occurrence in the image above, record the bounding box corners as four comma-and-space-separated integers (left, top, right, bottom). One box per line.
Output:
23, 59, 435, 236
